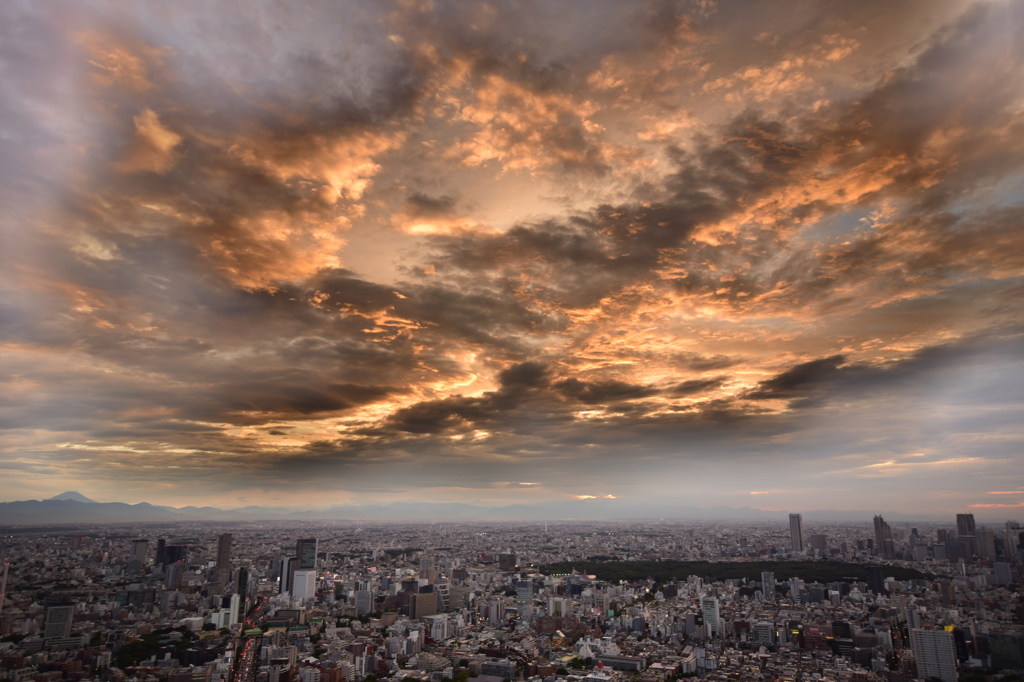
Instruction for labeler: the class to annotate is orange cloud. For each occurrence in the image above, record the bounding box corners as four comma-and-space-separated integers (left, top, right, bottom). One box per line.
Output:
446, 73, 607, 174
78, 31, 168, 92
390, 193, 486, 236
701, 34, 860, 102
226, 128, 404, 206
116, 108, 182, 173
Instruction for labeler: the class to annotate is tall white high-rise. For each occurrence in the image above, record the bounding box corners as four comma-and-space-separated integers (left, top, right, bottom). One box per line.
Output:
910, 629, 957, 682
700, 595, 720, 637
789, 514, 804, 552
291, 569, 316, 602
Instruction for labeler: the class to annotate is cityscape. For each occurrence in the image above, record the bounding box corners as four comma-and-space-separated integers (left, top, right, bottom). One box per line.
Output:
0, 511, 1022, 682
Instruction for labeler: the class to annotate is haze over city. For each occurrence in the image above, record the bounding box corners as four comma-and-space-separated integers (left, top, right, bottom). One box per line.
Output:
2, 0, 1024, 515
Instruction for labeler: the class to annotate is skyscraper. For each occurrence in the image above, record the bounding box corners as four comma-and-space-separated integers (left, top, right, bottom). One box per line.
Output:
214, 533, 232, 589
910, 629, 958, 682
296, 538, 318, 569
874, 515, 895, 559
866, 566, 886, 595
761, 571, 775, 603
217, 533, 232, 570
420, 554, 437, 583
283, 556, 299, 595
956, 513, 977, 558
956, 513, 976, 537
809, 534, 828, 555
789, 514, 804, 553
1005, 521, 1021, 556
976, 527, 996, 560
516, 579, 534, 619
700, 595, 721, 637
292, 569, 316, 602
128, 539, 148, 573
235, 566, 249, 597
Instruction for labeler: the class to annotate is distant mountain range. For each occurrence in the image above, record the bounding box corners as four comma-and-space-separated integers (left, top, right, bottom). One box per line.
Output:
0, 492, 956, 526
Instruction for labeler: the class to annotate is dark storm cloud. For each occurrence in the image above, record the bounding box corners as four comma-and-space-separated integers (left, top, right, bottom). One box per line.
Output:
381, 362, 659, 435
384, 361, 554, 434
747, 331, 1024, 409
670, 377, 726, 396
553, 377, 660, 404
403, 193, 459, 217
746, 355, 847, 402
497, 361, 550, 389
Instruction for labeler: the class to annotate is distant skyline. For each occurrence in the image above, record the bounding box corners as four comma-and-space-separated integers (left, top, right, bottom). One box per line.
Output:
0, 491, 1014, 524
2, 1, 1024, 514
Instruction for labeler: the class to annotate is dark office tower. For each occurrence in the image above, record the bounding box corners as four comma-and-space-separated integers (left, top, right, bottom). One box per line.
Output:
809, 534, 828, 555
789, 514, 805, 552
936, 529, 953, 543
498, 553, 517, 572
939, 580, 956, 605
217, 533, 232, 569
44, 604, 74, 639
956, 513, 976, 537
956, 513, 977, 558
235, 566, 248, 595
164, 544, 187, 565
866, 566, 886, 595
283, 556, 299, 594
873, 516, 895, 559
833, 621, 854, 658
156, 538, 167, 566
945, 541, 967, 565
128, 539, 148, 573
296, 538, 318, 569
213, 533, 232, 589
268, 554, 285, 582
165, 560, 184, 589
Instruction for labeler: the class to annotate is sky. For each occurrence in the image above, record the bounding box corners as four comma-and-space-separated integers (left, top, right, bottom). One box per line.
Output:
1, 0, 1024, 517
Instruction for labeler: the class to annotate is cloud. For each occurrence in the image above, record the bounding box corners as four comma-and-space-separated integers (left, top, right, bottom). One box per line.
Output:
392, 193, 480, 235
116, 108, 183, 173
745, 356, 847, 403
2, 0, 1024, 510
553, 378, 660, 404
